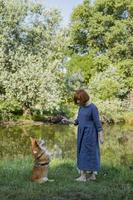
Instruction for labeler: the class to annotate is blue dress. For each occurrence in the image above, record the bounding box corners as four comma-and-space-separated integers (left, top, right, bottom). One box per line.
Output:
74, 103, 103, 171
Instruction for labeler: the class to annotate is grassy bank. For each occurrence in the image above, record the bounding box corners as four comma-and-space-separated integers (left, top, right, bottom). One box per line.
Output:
0, 99, 133, 126
0, 111, 133, 127
0, 157, 132, 200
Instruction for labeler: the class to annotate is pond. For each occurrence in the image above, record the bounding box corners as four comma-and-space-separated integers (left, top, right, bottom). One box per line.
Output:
0, 124, 133, 167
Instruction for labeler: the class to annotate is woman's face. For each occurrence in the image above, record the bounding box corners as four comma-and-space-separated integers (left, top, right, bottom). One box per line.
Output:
76, 99, 80, 105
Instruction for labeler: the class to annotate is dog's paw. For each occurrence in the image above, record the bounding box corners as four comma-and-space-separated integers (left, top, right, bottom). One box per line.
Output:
42, 177, 48, 182
48, 179, 55, 182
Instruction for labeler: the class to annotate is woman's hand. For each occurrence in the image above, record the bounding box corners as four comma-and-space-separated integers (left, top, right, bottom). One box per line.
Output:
61, 117, 74, 124
99, 131, 104, 144
61, 117, 69, 124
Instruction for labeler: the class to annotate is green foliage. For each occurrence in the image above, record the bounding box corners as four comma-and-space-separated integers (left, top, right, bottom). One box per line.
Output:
94, 99, 124, 123
66, 0, 133, 122
0, 0, 133, 123
122, 112, 133, 125
0, 0, 68, 114
69, 0, 133, 95
66, 54, 94, 83
117, 59, 133, 90
89, 66, 128, 100
70, 0, 92, 53
0, 99, 22, 121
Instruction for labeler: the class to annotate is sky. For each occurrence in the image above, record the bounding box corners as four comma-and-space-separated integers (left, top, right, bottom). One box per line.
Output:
36, 0, 83, 26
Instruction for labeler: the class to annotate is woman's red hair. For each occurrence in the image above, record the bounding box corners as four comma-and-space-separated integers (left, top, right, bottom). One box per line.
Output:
74, 89, 90, 106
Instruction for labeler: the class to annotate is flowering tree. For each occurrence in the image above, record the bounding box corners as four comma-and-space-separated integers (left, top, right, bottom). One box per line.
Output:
0, 0, 68, 115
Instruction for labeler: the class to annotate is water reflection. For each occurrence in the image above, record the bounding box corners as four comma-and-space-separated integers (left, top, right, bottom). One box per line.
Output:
52, 144, 63, 158
0, 124, 133, 166
0, 125, 77, 160
101, 125, 133, 167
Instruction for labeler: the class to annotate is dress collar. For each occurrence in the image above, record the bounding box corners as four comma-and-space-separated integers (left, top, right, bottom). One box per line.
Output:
85, 100, 91, 106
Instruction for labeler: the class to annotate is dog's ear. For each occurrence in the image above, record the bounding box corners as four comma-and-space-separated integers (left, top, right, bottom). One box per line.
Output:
30, 137, 35, 144
30, 137, 39, 147
30, 137, 33, 142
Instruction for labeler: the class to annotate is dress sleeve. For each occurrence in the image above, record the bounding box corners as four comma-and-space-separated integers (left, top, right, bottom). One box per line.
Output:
92, 104, 103, 132
74, 107, 80, 126
74, 118, 79, 126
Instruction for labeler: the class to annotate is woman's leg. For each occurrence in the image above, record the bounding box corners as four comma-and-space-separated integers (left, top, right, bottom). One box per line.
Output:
76, 170, 87, 182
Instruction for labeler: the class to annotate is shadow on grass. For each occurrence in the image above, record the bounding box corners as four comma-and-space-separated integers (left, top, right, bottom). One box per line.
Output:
0, 157, 132, 200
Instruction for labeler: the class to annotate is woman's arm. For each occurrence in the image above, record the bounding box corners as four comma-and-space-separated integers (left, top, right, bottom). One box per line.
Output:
62, 108, 80, 125
92, 104, 104, 144
92, 104, 103, 132
61, 117, 75, 124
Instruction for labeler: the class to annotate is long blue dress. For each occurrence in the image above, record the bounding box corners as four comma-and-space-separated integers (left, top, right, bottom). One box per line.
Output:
74, 103, 103, 172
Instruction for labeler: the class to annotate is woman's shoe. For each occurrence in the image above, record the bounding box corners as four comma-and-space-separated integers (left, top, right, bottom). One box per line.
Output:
75, 176, 87, 182
87, 174, 96, 181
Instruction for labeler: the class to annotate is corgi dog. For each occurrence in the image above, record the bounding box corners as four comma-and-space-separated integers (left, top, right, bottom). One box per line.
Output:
30, 137, 51, 183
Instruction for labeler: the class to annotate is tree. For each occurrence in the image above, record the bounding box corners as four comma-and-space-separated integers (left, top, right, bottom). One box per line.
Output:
0, 0, 68, 115
66, 54, 94, 84
69, 0, 133, 98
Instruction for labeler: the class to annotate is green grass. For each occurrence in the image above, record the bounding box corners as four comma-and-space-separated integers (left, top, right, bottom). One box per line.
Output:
0, 157, 132, 200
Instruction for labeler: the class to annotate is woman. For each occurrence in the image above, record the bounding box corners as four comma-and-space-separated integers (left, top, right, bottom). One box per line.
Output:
62, 89, 104, 182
